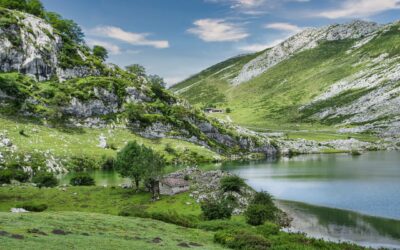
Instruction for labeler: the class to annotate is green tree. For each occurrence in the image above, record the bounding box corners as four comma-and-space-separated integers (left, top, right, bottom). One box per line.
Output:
25, 0, 44, 17
142, 146, 166, 200
45, 12, 84, 43
148, 74, 166, 88
93, 45, 108, 61
0, 0, 44, 17
125, 64, 146, 77
115, 141, 145, 190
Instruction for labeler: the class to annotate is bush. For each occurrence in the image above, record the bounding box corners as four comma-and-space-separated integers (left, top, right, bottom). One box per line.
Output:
101, 156, 115, 170
245, 204, 276, 226
70, 173, 95, 186
220, 175, 246, 193
256, 222, 280, 236
0, 169, 13, 184
32, 172, 58, 188
351, 150, 362, 156
214, 230, 271, 250
252, 191, 274, 206
20, 202, 48, 212
164, 143, 176, 154
201, 199, 233, 220
68, 156, 98, 171
12, 170, 30, 183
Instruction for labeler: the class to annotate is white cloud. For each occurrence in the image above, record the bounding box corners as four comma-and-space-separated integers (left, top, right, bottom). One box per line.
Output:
264, 22, 303, 33
232, 0, 265, 8
188, 19, 249, 42
318, 0, 400, 19
239, 39, 284, 52
206, 0, 310, 12
90, 26, 169, 49
86, 39, 121, 55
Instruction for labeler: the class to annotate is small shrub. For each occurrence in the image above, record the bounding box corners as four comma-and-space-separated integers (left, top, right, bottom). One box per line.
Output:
350, 150, 362, 156
20, 202, 48, 212
101, 156, 115, 170
69, 156, 98, 171
106, 143, 118, 150
0, 169, 13, 184
183, 174, 190, 181
12, 170, 30, 183
256, 222, 280, 236
214, 230, 271, 250
32, 172, 58, 188
70, 173, 95, 186
19, 129, 27, 136
201, 199, 233, 220
245, 204, 276, 226
220, 175, 246, 193
252, 191, 274, 206
164, 143, 176, 154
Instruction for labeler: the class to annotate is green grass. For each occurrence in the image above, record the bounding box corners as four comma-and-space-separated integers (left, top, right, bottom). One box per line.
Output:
0, 116, 220, 164
0, 212, 223, 250
0, 186, 369, 249
0, 186, 199, 216
172, 27, 400, 142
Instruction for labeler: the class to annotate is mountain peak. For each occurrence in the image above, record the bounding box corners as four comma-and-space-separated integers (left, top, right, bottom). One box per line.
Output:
231, 19, 381, 85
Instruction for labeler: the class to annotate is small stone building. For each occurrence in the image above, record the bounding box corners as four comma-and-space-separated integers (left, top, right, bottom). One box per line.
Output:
159, 178, 189, 195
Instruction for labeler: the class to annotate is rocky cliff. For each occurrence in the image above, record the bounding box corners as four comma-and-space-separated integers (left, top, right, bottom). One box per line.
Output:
0, 8, 100, 81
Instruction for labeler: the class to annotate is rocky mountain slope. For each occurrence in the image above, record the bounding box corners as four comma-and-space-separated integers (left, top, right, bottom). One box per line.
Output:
0, 7, 276, 174
171, 20, 400, 147
0, 8, 101, 81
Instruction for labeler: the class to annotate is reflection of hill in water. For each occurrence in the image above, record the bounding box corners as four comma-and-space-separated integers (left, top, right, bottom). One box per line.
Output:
278, 200, 400, 249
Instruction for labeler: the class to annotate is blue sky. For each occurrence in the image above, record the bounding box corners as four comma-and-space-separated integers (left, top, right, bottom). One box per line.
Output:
41, 0, 400, 85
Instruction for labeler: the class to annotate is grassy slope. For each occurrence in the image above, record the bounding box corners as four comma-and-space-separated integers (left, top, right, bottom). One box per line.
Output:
0, 186, 367, 250
172, 25, 400, 141
0, 186, 201, 216
0, 116, 220, 163
170, 53, 262, 106
0, 212, 222, 250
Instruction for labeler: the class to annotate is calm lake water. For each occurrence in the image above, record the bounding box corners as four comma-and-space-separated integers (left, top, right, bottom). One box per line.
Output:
223, 151, 400, 248
59, 151, 400, 248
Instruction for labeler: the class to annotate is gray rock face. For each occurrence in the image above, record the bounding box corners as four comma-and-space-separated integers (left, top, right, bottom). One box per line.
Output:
232, 20, 380, 85
0, 10, 97, 81
63, 88, 120, 117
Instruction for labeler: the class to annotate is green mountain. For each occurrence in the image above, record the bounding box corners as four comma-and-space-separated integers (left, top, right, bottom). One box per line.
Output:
171, 20, 400, 146
0, 6, 276, 174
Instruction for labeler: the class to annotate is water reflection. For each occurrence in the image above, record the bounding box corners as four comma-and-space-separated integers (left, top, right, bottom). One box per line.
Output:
278, 200, 400, 249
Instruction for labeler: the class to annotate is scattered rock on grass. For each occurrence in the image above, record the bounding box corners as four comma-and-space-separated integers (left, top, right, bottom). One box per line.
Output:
152, 237, 162, 243
27, 228, 47, 235
0, 230, 9, 236
52, 229, 70, 235
177, 242, 191, 248
11, 234, 24, 240
189, 242, 203, 247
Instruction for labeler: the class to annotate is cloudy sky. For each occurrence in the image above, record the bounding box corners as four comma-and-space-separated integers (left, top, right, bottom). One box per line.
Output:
41, 0, 400, 86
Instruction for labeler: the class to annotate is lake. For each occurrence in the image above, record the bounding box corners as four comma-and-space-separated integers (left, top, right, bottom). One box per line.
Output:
223, 151, 400, 248
59, 151, 400, 248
